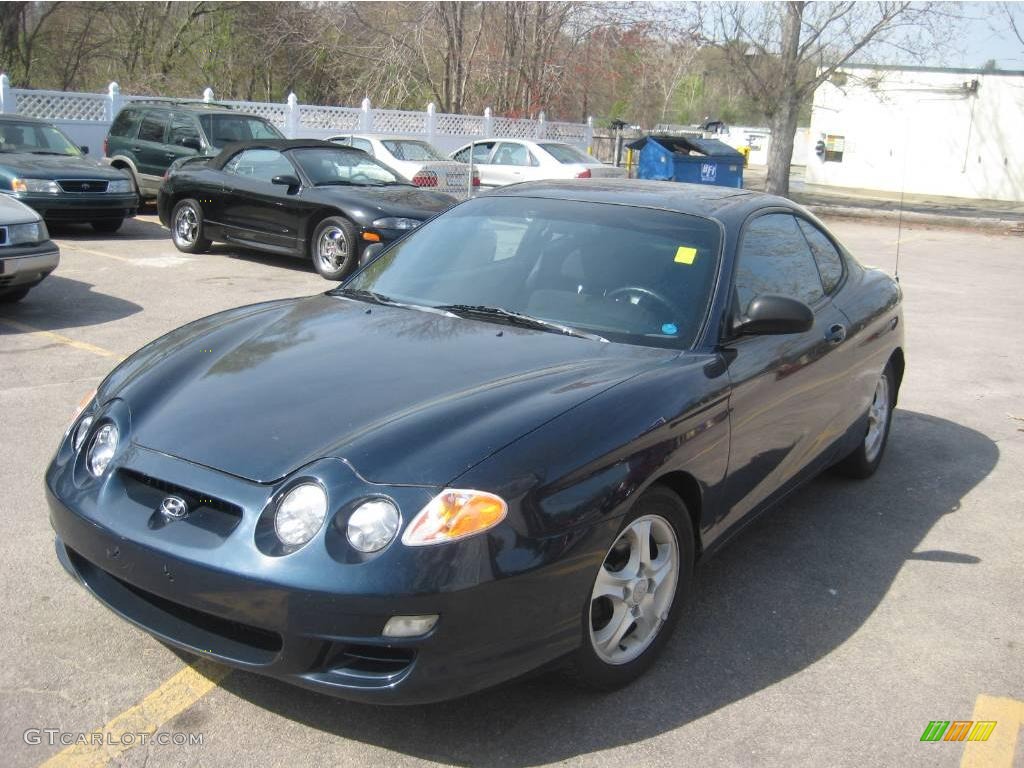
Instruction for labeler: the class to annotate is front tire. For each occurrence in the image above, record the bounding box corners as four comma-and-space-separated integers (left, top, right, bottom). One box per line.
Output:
91, 218, 124, 234
170, 199, 211, 254
310, 216, 359, 281
836, 363, 896, 479
567, 485, 695, 690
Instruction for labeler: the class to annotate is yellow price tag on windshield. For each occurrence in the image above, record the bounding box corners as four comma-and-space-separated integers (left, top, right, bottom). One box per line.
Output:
674, 246, 698, 265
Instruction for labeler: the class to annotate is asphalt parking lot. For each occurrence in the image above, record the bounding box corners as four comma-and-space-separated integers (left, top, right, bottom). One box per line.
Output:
1, 213, 1021, 768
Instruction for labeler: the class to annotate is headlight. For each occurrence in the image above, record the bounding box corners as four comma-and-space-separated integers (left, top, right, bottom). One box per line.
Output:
6, 220, 47, 244
274, 483, 328, 548
73, 415, 94, 452
372, 217, 421, 230
63, 388, 95, 442
12, 178, 60, 194
87, 424, 118, 477
346, 498, 401, 553
107, 179, 133, 194
402, 489, 507, 546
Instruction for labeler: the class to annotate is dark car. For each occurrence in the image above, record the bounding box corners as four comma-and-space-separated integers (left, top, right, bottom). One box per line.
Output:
47, 180, 904, 704
0, 115, 138, 232
105, 102, 285, 200
157, 139, 457, 279
0, 194, 60, 301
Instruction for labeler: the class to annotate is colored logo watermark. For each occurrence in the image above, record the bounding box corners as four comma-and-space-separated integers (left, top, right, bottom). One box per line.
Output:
920, 720, 997, 742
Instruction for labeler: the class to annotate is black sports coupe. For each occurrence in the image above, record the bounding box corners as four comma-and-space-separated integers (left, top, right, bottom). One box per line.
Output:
49, 180, 904, 704
157, 139, 456, 279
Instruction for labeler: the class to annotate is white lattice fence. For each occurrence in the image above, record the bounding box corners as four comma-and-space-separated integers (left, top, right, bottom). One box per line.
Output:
372, 109, 427, 135
545, 120, 587, 144
299, 105, 361, 132
14, 89, 107, 121
491, 117, 539, 140
436, 113, 485, 136
222, 100, 287, 128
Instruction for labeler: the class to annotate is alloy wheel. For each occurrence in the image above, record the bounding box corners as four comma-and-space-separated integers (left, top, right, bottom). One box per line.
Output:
173, 204, 199, 247
864, 372, 891, 462
316, 226, 350, 273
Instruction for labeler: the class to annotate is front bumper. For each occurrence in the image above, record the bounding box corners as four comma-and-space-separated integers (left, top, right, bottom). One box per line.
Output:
9, 192, 138, 221
46, 438, 593, 704
0, 240, 59, 289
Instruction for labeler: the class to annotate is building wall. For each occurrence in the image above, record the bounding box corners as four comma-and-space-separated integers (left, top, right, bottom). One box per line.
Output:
805, 67, 1024, 202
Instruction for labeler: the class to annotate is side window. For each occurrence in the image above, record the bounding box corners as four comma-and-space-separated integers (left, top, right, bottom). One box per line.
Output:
223, 149, 294, 183
351, 138, 373, 155
472, 142, 495, 163
492, 142, 529, 166
796, 219, 844, 293
137, 112, 169, 143
168, 115, 201, 148
109, 109, 140, 138
735, 213, 825, 315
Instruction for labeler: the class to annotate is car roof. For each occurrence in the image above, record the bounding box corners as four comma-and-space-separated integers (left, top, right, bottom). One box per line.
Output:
486, 179, 797, 220
208, 139, 360, 168
335, 134, 431, 142
122, 101, 239, 115
0, 114, 52, 126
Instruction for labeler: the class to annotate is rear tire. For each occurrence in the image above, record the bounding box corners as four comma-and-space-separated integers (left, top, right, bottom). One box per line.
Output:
0, 286, 31, 303
91, 218, 124, 234
836, 363, 896, 479
170, 199, 211, 254
310, 216, 359, 281
566, 485, 694, 691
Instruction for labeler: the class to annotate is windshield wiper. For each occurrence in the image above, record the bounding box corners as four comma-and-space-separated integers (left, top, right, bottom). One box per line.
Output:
28, 150, 70, 156
433, 304, 608, 342
333, 287, 402, 305
315, 180, 357, 187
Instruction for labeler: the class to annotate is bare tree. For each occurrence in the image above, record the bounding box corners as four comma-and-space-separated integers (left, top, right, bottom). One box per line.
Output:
698, 1, 957, 196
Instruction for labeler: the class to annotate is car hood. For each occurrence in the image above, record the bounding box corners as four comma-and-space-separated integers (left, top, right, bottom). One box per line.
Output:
113, 294, 676, 485
308, 185, 456, 220
0, 153, 129, 179
0, 193, 41, 222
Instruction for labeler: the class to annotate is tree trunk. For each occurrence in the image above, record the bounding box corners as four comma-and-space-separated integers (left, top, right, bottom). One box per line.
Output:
765, 96, 799, 197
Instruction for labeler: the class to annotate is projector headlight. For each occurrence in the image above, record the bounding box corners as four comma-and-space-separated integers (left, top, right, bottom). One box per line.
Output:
372, 217, 421, 230
87, 423, 118, 477
346, 498, 401, 553
274, 483, 328, 548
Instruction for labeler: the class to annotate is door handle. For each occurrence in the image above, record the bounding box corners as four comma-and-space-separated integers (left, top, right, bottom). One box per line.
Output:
131, 146, 142, 152
826, 323, 847, 344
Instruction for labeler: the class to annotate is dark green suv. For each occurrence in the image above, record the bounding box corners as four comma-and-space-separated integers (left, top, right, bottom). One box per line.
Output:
104, 102, 285, 199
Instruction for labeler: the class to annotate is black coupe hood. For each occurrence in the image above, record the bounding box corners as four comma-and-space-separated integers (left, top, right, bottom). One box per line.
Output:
0, 153, 128, 179
314, 185, 455, 218
120, 295, 676, 485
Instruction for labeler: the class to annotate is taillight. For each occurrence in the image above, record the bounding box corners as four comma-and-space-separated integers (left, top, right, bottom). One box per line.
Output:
412, 170, 438, 188
576, 168, 592, 179
102, 137, 109, 157
471, 171, 480, 187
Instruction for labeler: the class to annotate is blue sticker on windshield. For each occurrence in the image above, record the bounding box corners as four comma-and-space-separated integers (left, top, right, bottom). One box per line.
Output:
662, 323, 678, 335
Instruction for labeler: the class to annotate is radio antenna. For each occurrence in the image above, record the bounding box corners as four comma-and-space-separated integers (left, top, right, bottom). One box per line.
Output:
893, 111, 911, 284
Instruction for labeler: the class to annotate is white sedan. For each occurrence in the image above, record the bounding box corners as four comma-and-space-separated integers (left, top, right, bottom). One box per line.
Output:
327, 134, 478, 199
450, 139, 626, 188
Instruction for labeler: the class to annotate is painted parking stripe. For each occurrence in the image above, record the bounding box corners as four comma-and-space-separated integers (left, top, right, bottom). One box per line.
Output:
57, 243, 192, 268
39, 658, 230, 768
0, 318, 121, 359
961, 695, 1024, 767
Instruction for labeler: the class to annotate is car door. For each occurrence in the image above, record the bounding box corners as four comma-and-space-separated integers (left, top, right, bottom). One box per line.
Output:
453, 141, 497, 186
132, 110, 172, 194
488, 142, 537, 186
717, 210, 854, 534
219, 148, 303, 253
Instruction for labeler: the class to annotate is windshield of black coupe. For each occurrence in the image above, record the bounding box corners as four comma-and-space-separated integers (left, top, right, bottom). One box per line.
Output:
291, 148, 404, 186
344, 196, 722, 348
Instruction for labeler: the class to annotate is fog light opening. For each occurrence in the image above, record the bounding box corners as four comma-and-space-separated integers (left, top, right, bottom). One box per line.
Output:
382, 614, 439, 638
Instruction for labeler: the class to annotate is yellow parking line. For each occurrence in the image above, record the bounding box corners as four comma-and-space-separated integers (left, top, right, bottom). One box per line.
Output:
961, 695, 1024, 767
39, 658, 230, 768
0, 318, 121, 359
57, 243, 136, 264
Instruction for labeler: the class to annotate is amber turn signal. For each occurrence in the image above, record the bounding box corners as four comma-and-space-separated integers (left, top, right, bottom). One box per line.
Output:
402, 489, 507, 546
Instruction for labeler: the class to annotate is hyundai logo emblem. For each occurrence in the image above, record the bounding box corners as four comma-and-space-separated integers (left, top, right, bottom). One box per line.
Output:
159, 495, 189, 519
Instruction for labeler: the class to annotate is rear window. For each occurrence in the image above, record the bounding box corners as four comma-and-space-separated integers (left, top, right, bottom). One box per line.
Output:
109, 109, 141, 138
381, 140, 446, 162
540, 143, 595, 164
199, 114, 284, 147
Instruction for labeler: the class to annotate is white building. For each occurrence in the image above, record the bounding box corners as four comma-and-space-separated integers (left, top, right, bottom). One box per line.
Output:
806, 64, 1024, 203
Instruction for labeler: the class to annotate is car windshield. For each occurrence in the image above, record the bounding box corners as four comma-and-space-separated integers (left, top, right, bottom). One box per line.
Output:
0, 122, 80, 155
381, 139, 447, 162
540, 143, 596, 165
290, 147, 405, 186
199, 114, 284, 147
342, 196, 722, 348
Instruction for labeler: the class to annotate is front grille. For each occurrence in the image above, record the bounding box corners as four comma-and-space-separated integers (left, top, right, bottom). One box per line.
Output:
120, 469, 243, 533
57, 179, 109, 193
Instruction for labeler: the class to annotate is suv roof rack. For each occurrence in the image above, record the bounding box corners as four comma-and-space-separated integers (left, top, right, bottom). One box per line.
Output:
128, 98, 235, 110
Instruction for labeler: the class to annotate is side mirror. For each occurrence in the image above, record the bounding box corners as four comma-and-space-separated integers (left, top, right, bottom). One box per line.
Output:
271, 174, 301, 191
733, 294, 813, 336
180, 136, 202, 151
78, 145, 90, 155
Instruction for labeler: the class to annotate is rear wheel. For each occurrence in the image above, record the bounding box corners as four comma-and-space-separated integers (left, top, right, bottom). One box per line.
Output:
170, 199, 211, 254
836, 363, 896, 479
0, 286, 31, 303
91, 218, 124, 234
567, 485, 694, 690
311, 216, 358, 281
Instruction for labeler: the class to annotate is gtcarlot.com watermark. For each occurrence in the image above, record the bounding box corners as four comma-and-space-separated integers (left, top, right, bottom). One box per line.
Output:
24, 729, 203, 747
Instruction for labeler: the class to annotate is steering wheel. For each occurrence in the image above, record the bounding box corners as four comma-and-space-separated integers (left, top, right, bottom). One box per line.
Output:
606, 286, 677, 320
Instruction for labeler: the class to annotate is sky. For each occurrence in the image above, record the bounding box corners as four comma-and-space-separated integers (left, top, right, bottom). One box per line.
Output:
931, 2, 1023, 69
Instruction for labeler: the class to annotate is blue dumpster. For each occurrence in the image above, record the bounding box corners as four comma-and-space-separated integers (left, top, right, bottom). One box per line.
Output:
627, 135, 744, 188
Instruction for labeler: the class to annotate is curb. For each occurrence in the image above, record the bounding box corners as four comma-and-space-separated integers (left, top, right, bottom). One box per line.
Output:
804, 204, 1024, 233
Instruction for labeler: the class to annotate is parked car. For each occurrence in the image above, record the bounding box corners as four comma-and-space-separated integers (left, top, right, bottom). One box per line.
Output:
105, 101, 286, 200
450, 138, 626, 187
0, 194, 59, 302
157, 139, 456, 279
328, 134, 479, 199
48, 180, 904, 704
0, 115, 137, 232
